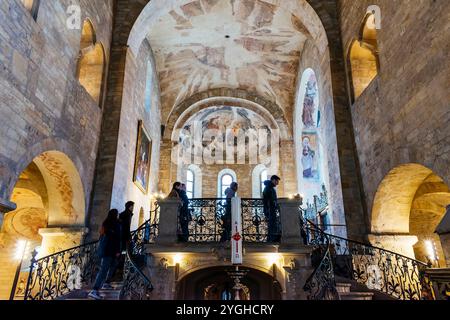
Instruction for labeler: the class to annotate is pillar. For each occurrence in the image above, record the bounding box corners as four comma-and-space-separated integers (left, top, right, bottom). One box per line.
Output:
156, 198, 181, 245
38, 227, 89, 257
279, 198, 303, 247
368, 234, 419, 259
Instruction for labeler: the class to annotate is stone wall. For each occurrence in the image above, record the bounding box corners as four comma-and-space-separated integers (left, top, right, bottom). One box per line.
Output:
338, 0, 450, 233
0, 0, 113, 228
107, 39, 162, 233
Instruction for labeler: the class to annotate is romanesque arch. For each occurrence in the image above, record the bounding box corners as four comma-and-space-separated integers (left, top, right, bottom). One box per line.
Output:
176, 266, 282, 300
370, 163, 450, 265
0, 150, 86, 299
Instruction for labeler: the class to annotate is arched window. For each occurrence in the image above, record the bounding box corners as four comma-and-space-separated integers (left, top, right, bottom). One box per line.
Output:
218, 169, 237, 198
221, 174, 233, 198
144, 61, 153, 113
260, 169, 268, 197
186, 169, 195, 199
349, 14, 379, 100
21, 0, 40, 20
77, 20, 105, 106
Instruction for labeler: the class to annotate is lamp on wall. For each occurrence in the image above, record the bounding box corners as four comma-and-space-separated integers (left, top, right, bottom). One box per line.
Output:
173, 254, 183, 281
425, 240, 439, 267
10, 240, 28, 300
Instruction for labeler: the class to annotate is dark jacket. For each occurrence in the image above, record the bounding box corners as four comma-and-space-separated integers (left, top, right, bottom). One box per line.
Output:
98, 222, 121, 258
179, 190, 191, 221
263, 180, 278, 218
119, 209, 133, 248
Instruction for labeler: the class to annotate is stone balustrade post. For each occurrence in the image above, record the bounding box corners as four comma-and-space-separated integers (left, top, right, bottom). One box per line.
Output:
279, 198, 303, 246
156, 198, 181, 245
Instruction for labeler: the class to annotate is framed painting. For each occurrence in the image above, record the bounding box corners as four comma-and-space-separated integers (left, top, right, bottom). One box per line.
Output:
133, 120, 152, 194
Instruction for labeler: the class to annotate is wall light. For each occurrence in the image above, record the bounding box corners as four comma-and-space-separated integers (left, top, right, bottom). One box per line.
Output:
14, 240, 28, 260
173, 253, 183, 265
425, 240, 438, 265
266, 253, 281, 266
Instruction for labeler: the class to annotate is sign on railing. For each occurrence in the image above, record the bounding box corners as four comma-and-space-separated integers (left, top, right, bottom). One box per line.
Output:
231, 197, 243, 265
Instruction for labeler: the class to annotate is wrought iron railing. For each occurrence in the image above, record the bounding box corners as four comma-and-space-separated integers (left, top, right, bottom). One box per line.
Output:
180, 198, 280, 243
183, 198, 226, 242
24, 241, 100, 300
119, 205, 159, 300
302, 219, 340, 300
301, 207, 430, 300
241, 199, 280, 243
24, 206, 160, 300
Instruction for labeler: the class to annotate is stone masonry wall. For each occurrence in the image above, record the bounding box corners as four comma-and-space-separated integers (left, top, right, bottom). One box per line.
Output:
338, 0, 450, 230
0, 0, 113, 225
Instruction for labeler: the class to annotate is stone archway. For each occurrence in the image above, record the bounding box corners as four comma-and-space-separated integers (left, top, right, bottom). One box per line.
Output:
176, 266, 282, 300
369, 163, 450, 265
0, 151, 86, 299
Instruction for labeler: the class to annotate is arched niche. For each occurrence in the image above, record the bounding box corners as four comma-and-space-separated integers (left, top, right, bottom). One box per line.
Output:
77, 19, 106, 106
348, 13, 379, 100
0, 151, 86, 298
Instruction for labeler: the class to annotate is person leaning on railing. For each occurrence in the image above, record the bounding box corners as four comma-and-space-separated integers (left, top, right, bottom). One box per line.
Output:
220, 182, 239, 242
88, 209, 122, 300
263, 175, 281, 243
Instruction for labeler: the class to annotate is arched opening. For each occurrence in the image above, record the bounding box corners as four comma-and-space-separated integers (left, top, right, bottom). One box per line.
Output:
77, 20, 105, 106
370, 164, 450, 266
252, 165, 268, 198
218, 171, 236, 198
176, 266, 282, 300
0, 151, 85, 299
349, 14, 379, 100
20, 0, 40, 20
186, 169, 195, 199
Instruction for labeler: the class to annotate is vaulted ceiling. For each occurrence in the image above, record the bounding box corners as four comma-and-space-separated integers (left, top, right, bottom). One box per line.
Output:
134, 0, 328, 123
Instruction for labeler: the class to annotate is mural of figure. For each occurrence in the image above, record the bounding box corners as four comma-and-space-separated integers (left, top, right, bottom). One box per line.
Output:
302, 136, 315, 178
302, 74, 318, 129
301, 135, 320, 180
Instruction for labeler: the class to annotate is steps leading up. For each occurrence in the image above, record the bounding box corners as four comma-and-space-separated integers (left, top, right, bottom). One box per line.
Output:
58, 282, 122, 300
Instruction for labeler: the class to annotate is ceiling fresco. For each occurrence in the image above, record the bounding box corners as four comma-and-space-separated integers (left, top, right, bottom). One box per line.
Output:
147, 0, 312, 120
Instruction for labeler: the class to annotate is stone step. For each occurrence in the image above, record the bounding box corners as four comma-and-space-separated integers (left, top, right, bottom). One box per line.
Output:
336, 283, 352, 294
339, 291, 374, 301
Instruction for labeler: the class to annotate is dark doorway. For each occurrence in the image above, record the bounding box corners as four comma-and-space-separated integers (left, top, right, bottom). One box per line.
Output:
176, 266, 282, 300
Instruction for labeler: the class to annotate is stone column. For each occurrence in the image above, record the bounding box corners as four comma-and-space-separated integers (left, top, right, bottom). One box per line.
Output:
368, 234, 419, 259
156, 198, 181, 245
38, 227, 89, 257
279, 198, 303, 247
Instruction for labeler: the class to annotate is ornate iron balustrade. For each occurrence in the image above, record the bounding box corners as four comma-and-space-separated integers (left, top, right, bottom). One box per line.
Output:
24, 241, 100, 300
120, 204, 159, 300
302, 219, 340, 300
183, 198, 226, 242
181, 198, 279, 243
24, 206, 160, 301
241, 199, 280, 243
300, 207, 430, 300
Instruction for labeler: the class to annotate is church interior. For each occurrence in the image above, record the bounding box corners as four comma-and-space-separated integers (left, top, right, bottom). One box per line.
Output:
0, 0, 449, 301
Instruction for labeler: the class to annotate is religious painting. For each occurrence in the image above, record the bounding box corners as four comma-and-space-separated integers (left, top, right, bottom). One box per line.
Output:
302, 71, 319, 129
133, 121, 152, 194
301, 133, 320, 181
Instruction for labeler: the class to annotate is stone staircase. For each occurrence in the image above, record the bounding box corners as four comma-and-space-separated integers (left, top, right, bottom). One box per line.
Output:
57, 282, 123, 300
336, 282, 374, 300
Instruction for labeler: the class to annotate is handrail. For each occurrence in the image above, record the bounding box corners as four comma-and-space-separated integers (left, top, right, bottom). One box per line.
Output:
302, 218, 340, 300
322, 230, 428, 267
24, 205, 160, 300
301, 213, 431, 300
